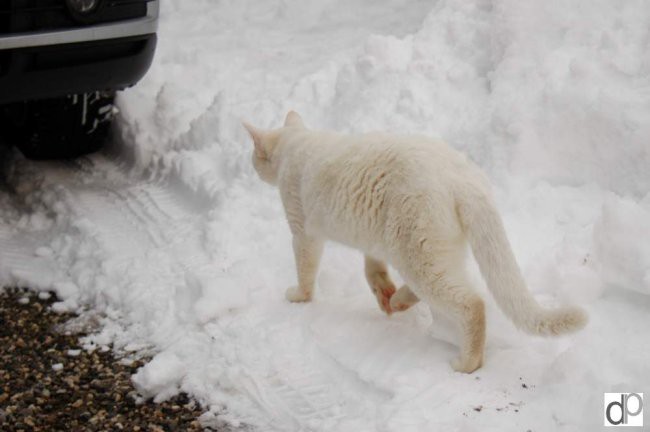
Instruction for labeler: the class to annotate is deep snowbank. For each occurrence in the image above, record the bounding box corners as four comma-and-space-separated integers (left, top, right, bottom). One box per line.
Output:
120, 0, 650, 300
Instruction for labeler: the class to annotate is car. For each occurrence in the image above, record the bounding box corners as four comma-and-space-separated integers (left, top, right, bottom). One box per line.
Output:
0, 0, 159, 159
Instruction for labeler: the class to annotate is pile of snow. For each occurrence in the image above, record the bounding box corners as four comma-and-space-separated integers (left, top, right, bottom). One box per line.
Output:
1, 0, 649, 430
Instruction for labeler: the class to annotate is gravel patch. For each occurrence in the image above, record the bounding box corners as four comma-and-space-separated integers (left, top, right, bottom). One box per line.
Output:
0, 288, 210, 431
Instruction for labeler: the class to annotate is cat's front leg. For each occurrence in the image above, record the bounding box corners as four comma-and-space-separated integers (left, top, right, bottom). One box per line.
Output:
286, 234, 324, 303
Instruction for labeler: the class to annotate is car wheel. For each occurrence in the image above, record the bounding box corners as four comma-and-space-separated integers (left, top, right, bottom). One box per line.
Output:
0, 91, 115, 160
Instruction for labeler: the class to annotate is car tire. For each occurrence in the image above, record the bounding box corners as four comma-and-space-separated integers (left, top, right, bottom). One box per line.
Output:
0, 91, 115, 160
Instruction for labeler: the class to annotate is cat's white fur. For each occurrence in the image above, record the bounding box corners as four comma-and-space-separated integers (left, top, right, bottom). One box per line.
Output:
244, 111, 587, 373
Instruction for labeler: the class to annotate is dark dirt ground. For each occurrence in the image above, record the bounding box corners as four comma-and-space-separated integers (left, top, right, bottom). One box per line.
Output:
0, 288, 209, 431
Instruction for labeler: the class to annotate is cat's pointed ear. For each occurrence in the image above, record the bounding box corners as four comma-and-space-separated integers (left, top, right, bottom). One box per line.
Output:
284, 110, 305, 128
242, 121, 268, 159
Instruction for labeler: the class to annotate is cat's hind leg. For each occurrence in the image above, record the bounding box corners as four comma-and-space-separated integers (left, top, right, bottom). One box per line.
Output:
364, 255, 397, 314
412, 268, 485, 373
286, 235, 324, 303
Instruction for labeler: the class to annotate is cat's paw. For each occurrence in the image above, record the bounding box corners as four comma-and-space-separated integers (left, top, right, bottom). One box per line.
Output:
285, 286, 312, 303
389, 285, 420, 312
451, 356, 482, 374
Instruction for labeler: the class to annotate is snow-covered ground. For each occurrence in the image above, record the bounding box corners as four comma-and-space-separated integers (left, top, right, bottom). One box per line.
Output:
1, 0, 650, 430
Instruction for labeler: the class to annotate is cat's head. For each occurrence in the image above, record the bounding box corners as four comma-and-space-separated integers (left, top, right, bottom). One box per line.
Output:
243, 111, 305, 185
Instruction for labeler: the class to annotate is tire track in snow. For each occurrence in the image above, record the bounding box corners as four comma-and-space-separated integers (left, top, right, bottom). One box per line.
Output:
64, 155, 207, 264
204, 314, 352, 431
261, 344, 345, 429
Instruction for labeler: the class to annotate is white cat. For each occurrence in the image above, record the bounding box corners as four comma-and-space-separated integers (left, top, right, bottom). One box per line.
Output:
244, 111, 587, 373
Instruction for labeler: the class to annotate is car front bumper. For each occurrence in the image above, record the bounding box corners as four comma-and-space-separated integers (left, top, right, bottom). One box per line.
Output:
0, 0, 158, 104
0, 0, 159, 50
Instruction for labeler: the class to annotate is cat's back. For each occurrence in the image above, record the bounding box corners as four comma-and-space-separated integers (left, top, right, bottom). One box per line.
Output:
283, 129, 488, 248
285, 128, 459, 162
292, 129, 484, 203
315, 131, 477, 185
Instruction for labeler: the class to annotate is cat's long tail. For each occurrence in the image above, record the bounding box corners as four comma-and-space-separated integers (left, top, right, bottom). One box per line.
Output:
457, 190, 588, 336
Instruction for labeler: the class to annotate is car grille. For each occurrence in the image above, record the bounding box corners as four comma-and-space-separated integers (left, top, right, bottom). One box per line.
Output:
0, 0, 151, 35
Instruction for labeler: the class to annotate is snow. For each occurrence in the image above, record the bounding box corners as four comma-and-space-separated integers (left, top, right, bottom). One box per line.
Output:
1, 0, 649, 430
67, 349, 81, 357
